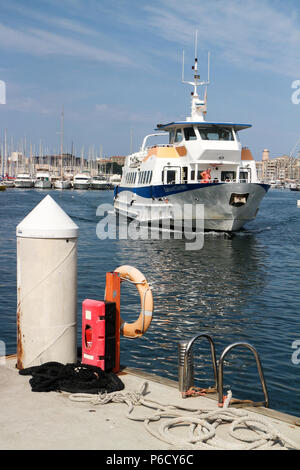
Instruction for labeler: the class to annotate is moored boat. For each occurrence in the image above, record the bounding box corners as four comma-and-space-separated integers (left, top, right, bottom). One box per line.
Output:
34, 170, 52, 189
110, 174, 121, 187
14, 173, 34, 188
91, 175, 110, 190
2, 178, 15, 188
53, 179, 72, 190
73, 173, 91, 190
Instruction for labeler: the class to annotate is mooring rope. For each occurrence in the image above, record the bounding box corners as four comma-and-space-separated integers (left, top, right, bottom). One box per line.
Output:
69, 381, 299, 450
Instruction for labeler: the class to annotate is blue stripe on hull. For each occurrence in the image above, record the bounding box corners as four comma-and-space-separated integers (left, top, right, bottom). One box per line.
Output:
115, 182, 270, 199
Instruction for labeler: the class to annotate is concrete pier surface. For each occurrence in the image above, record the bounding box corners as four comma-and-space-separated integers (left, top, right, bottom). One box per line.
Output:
0, 356, 300, 451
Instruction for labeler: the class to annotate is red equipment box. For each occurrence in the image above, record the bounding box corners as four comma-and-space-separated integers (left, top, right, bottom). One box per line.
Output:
82, 299, 116, 371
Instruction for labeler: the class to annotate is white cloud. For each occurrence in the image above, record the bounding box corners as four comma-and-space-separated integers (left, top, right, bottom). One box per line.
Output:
2, 2, 101, 37
5, 96, 53, 114
0, 22, 133, 67
142, 0, 300, 78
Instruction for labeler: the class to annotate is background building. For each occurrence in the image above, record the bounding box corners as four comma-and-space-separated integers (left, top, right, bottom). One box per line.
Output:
256, 149, 300, 183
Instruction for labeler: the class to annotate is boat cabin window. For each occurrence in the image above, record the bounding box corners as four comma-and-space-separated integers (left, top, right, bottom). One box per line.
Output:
166, 170, 176, 184
221, 171, 236, 182
198, 127, 234, 141
190, 170, 207, 181
137, 170, 152, 185
184, 127, 197, 141
174, 129, 183, 143
126, 171, 137, 184
239, 171, 248, 182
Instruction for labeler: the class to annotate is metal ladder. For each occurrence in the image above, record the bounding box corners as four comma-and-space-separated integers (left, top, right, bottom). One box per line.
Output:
178, 333, 269, 408
178, 333, 218, 396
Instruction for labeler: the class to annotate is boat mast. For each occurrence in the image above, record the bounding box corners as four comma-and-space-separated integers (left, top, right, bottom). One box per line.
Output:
182, 31, 210, 121
60, 107, 64, 179
3, 129, 7, 177
80, 146, 84, 172
0, 141, 3, 178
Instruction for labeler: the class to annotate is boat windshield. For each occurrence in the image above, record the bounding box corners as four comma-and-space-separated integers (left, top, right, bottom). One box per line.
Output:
169, 128, 184, 144
198, 127, 234, 141
169, 126, 235, 143
184, 127, 197, 141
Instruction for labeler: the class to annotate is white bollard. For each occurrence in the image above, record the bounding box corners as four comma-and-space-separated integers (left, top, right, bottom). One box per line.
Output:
16, 195, 79, 369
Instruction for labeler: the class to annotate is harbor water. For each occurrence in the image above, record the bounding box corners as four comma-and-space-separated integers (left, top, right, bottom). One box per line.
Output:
1, 188, 300, 418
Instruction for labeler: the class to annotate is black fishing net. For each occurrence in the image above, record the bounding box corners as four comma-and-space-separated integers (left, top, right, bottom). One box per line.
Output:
19, 362, 125, 394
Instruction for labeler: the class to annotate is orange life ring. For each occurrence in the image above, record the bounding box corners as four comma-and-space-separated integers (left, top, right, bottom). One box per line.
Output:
114, 265, 153, 338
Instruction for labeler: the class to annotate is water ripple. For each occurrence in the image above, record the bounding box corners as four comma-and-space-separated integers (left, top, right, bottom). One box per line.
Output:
0, 188, 300, 417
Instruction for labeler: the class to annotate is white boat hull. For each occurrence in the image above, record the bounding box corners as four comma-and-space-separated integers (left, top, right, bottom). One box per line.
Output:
114, 182, 269, 232
54, 180, 72, 190
2, 180, 15, 188
91, 182, 110, 190
73, 182, 90, 190
14, 181, 34, 188
35, 180, 52, 189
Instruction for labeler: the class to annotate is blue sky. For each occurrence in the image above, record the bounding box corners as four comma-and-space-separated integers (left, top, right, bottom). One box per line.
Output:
0, 0, 300, 160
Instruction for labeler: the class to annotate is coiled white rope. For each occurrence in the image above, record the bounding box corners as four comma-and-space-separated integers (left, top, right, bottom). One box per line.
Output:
69, 381, 299, 450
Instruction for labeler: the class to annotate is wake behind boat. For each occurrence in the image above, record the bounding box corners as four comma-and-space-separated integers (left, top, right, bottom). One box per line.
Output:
114, 42, 269, 232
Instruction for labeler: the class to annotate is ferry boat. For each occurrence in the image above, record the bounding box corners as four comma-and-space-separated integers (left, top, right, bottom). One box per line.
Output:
114, 47, 269, 232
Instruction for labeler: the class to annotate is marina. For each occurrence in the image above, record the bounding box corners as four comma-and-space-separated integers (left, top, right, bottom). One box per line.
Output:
0, 168, 117, 190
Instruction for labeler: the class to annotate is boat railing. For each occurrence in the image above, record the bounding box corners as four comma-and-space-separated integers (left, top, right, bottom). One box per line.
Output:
141, 133, 168, 151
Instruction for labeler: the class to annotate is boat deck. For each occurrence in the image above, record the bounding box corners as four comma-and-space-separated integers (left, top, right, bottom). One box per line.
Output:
1, 356, 299, 450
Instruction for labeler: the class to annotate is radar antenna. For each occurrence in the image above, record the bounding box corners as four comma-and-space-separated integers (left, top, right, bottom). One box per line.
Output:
182, 31, 210, 121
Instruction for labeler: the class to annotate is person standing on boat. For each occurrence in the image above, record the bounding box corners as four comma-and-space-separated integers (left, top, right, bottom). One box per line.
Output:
200, 168, 211, 182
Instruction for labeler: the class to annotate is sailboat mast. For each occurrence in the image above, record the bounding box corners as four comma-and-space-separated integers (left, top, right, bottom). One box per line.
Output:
0, 142, 3, 178
60, 107, 64, 179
